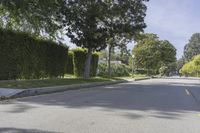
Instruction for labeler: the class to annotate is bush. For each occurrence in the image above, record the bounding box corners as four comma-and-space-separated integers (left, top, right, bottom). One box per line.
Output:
66, 51, 74, 74
73, 48, 99, 77
98, 63, 130, 77
0, 29, 68, 80
180, 55, 200, 77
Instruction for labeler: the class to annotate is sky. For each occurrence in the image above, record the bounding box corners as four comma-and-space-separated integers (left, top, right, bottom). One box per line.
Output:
144, 0, 200, 59
65, 0, 200, 59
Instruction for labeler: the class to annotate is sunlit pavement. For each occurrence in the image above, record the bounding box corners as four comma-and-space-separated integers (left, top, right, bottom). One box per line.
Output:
0, 78, 200, 133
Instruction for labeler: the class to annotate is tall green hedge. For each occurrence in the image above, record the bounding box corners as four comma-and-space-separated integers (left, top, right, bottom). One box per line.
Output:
66, 51, 74, 74
0, 29, 68, 80
73, 48, 99, 77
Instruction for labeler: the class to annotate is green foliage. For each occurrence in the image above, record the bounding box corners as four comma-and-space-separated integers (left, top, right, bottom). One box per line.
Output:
66, 51, 74, 74
180, 55, 200, 77
177, 57, 185, 72
0, 0, 60, 35
0, 29, 68, 80
98, 63, 130, 77
1, 0, 149, 79
160, 40, 177, 64
159, 65, 168, 76
133, 33, 177, 75
73, 48, 99, 77
56, 0, 149, 78
184, 33, 200, 61
133, 34, 162, 71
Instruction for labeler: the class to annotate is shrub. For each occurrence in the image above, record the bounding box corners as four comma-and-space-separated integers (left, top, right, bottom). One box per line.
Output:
0, 29, 68, 80
98, 63, 130, 77
180, 55, 200, 77
73, 48, 99, 77
66, 51, 74, 74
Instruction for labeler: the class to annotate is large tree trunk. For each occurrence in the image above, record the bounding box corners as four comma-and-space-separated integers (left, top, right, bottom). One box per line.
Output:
108, 45, 112, 78
83, 48, 92, 79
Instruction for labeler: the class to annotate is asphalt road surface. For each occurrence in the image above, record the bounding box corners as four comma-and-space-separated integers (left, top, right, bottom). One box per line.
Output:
0, 78, 200, 133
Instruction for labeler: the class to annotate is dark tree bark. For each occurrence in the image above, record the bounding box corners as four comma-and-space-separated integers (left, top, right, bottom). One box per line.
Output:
83, 48, 93, 79
108, 45, 112, 78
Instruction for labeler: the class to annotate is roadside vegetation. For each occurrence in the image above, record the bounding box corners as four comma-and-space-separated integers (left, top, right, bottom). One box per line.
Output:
132, 33, 177, 76
180, 55, 200, 77
0, 77, 121, 89
4, 0, 200, 90
178, 33, 200, 77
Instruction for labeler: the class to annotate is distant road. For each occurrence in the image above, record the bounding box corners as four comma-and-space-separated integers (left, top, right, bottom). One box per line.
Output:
0, 78, 200, 133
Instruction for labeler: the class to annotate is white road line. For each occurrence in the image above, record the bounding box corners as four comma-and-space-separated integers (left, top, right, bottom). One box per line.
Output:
185, 89, 191, 96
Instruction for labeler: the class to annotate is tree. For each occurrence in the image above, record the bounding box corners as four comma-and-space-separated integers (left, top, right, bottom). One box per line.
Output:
160, 40, 177, 65
0, 0, 60, 36
1, 0, 149, 79
133, 33, 177, 75
133, 34, 161, 75
118, 44, 131, 65
180, 55, 200, 77
177, 57, 185, 73
184, 33, 200, 61
106, 37, 130, 77
56, 0, 149, 79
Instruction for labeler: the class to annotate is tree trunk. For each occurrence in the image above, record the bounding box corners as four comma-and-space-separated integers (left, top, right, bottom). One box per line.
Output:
83, 48, 92, 79
108, 45, 112, 78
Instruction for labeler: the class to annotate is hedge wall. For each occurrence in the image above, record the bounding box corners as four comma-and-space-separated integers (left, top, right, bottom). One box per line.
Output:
0, 29, 68, 80
73, 48, 99, 77
66, 51, 74, 74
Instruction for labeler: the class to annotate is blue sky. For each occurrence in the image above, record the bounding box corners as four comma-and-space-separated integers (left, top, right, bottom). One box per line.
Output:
145, 0, 200, 59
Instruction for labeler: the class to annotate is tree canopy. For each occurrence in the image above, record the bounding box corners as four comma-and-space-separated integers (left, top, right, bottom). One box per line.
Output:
184, 33, 200, 61
180, 55, 200, 77
0, 0, 149, 79
0, 0, 60, 35
133, 33, 177, 75
55, 0, 149, 78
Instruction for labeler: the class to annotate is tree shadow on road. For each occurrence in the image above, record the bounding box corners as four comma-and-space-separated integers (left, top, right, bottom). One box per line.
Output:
1, 81, 200, 120
0, 127, 61, 133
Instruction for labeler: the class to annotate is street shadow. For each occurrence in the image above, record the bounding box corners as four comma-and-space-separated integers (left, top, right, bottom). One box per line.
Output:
0, 127, 61, 133
1, 80, 200, 120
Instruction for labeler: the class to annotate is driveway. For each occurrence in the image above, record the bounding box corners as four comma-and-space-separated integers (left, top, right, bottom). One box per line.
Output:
0, 78, 200, 133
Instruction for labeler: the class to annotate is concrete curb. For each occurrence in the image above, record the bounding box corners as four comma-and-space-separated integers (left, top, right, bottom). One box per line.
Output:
7, 80, 127, 99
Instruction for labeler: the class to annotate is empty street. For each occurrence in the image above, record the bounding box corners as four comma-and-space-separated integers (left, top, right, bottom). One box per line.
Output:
0, 78, 200, 133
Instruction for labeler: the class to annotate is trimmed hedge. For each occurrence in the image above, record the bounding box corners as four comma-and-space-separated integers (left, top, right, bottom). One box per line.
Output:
73, 48, 99, 77
0, 29, 68, 80
66, 51, 74, 74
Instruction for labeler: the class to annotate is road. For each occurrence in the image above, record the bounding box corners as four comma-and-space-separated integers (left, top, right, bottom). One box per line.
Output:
0, 78, 200, 133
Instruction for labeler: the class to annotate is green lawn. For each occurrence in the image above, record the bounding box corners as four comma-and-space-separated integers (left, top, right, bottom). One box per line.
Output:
132, 74, 147, 79
0, 77, 120, 89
